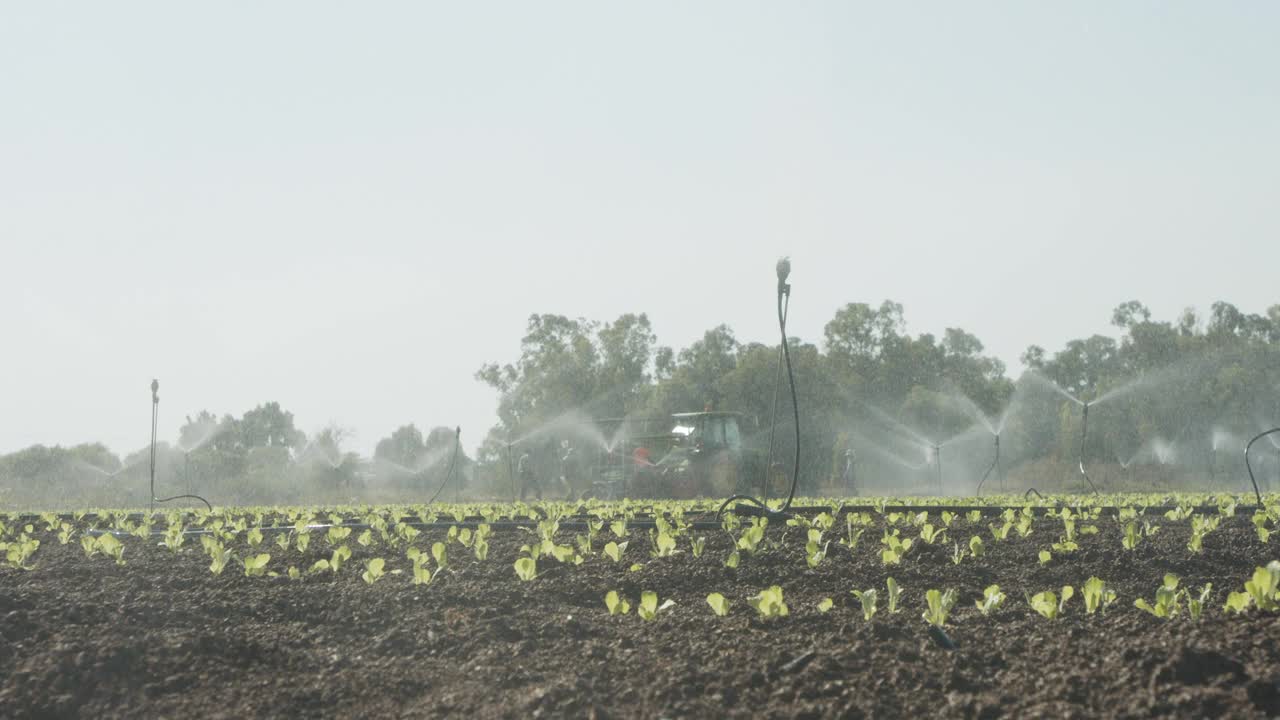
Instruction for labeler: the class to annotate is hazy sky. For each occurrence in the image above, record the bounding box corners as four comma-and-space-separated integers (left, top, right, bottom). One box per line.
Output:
3, 2, 1277, 458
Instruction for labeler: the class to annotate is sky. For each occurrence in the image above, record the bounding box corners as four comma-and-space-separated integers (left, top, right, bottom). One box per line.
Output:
2, 2, 1277, 459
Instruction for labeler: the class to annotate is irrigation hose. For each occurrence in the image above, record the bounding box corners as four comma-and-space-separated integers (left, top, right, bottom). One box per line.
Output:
425, 427, 463, 505
717, 267, 800, 522
149, 380, 214, 513
975, 436, 1000, 496
1077, 402, 1100, 495
1243, 428, 1275, 506
506, 442, 517, 503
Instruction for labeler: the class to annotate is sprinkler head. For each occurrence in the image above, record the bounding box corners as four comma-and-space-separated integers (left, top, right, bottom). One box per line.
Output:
151, 379, 159, 403
776, 257, 791, 293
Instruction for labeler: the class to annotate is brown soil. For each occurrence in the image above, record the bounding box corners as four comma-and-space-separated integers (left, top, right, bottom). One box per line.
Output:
2, 511, 1279, 718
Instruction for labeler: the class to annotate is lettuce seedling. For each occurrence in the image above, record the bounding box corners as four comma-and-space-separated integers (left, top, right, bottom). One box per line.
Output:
208, 544, 233, 575
921, 588, 957, 627
975, 585, 1005, 616
748, 586, 789, 618
1224, 591, 1252, 614
514, 556, 537, 581
1187, 583, 1212, 621
918, 524, 946, 545
880, 529, 913, 565
1027, 586, 1073, 620
806, 537, 830, 569
361, 558, 386, 584
951, 542, 966, 565
1244, 562, 1280, 611
724, 551, 740, 569
356, 529, 374, 547
288, 566, 301, 580
242, 553, 270, 577
57, 523, 74, 546
1082, 577, 1116, 614
651, 530, 677, 558
962, 532, 983, 556
886, 577, 902, 613
327, 526, 352, 545
1134, 574, 1182, 618
274, 532, 291, 552
817, 597, 834, 613
1038, 550, 1052, 565
706, 592, 729, 617
295, 530, 311, 553
737, 521, 766, 555
989, 522, 1013, 541
851, 589, 878, 622
610, 519, 627, 538
96, 533, 126, 566
1122, 522, 1141, 551
638, 591, 659, 621
603, 541, 627, 563
431, 542, 448, 570
247, 528, 264, 547
691, 535, 706, 558
606, 590, 631, 615
941, 511, 956, 528
80, 535, 99, 558
329, 545, 352, 573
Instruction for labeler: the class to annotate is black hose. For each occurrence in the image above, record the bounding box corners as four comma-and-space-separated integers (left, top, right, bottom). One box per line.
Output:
975, 435, 1000, 496
1243, 428, 1276, 506
149, 380, 213, 514
718, 261, 800, 521
506, 442, 517, 502
1077, 402, 1100, 495
425, 427, 462, 504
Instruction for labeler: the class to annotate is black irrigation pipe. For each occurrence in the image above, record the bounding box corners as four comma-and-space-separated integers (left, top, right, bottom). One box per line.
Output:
974, 435, 1001, 496
149, 380, 214, 513
1243, 428, 1277, 506
720, 258, 801, 522
424, 427, 462, 504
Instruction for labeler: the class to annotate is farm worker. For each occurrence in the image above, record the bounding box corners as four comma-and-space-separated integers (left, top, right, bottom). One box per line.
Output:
632, 446, 653, 467
518, 450, 540, 501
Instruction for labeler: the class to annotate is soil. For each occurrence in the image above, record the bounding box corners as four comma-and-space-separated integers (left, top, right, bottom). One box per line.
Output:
2, 509, 1280, 718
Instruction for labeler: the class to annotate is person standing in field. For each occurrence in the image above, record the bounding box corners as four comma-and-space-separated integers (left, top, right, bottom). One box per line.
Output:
518, 450, 541, 501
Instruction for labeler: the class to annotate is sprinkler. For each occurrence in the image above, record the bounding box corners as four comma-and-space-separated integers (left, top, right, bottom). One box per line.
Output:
506, 440, 516, 502
932, 443, 942, 495
426, 426, 462, 504
1076, 402, 1100, 495
974, 434, 1001, 496
1243, 429, 1276, 506
718, 257, 800, 521
148, 379, 213, 513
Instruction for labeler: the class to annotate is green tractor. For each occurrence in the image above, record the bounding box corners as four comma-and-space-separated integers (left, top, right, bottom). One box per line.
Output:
586, 412, 770, 499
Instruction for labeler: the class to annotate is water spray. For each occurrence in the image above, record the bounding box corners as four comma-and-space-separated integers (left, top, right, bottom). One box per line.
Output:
148, 379, 213, 513
718, 257, 800, 521
974, 434, 1001, 496
1243, 428, 1275, 506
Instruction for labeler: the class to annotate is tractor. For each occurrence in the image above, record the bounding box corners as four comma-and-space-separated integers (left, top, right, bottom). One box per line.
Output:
584, 412, 772, 500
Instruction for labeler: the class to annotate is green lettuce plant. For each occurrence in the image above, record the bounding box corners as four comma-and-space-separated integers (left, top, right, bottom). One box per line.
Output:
975, 585, 1005, 616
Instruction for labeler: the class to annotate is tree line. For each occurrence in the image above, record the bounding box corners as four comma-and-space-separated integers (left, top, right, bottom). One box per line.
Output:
3, 298, 1279, 509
